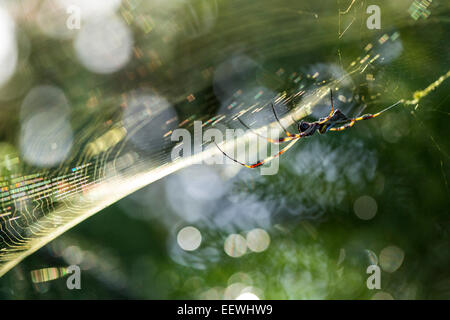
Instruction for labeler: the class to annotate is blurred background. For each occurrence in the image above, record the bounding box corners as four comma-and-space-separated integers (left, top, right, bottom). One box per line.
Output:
0, 0, 449, 299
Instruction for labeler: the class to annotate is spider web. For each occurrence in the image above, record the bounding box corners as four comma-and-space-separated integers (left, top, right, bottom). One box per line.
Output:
0, 0, 448, 277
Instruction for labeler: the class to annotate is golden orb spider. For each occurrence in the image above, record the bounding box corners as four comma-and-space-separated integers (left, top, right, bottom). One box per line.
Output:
215, 90, 402, 168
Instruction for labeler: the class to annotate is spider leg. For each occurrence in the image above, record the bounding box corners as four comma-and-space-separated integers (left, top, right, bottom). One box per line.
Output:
328, 120, 356, 132
291, 115, 300, 125
270, 103, 297, 137
237, 117, 296, 144
318, 89, 335, 124
215, 138, 300, 168
328, 111, 383, 131
331, 100, 403, 127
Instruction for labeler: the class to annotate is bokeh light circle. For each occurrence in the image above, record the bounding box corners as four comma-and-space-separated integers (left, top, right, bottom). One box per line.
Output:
379, 245, 404, 273
371, 291, 394, 300
20, 85, 73, 167
0, 6, 17, 88
224, 234, 247, 258
74, 15, 133, 74
354, 195, 378, 220
246, 228, 270, 253
122, 92, 177, 151
177, 226, 202, 251
236, 292, 260, 300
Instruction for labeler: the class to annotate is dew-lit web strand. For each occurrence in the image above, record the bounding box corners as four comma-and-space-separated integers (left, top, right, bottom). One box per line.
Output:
410, 109, 450, 198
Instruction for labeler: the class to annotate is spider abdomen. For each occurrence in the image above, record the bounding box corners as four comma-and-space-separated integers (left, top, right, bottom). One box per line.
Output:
318, 123, 329, 134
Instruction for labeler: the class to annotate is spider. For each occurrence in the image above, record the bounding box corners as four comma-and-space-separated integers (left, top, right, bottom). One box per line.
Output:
215, 90, 402, 168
